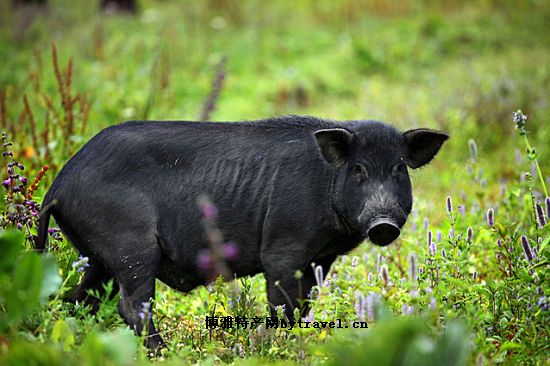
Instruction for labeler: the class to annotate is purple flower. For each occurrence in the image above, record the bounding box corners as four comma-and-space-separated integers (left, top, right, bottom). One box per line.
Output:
222, 241, 239, 260
72, 255, 90, 273
487, 208, 495, 227
513, 110, 527, 135
467, 227, 473, 242
19, 177, 27, 185
197, 251, 213, 271
446, 196, 453, 214
458, 205, 466, 216
351, 256, 358, 268
423, 217, 429, 230
2, 178, 11, 188
355, 292, 366, 322
401, 303, 414, 316
379, 265, 389, 286
441, 249, 446, 258
138, 301, 151, 321
521, 235, 533, 262
436, 230, 442, 242
535, 203, 546, 228
408, 252, 417, 283
429, 297, 437, 310
472, 271, 478, 280
368, 272, 373, 282
546, 197, 550, 219
200, 201, 217, 219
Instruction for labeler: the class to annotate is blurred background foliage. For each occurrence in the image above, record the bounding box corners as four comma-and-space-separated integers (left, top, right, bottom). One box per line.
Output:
0, 0, 549, 365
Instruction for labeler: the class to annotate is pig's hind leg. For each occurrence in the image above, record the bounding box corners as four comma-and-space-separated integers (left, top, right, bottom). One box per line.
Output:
103, 235, 166, 352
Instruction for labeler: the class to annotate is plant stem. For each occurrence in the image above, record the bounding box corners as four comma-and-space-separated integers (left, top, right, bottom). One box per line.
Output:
523, 134, 548, 197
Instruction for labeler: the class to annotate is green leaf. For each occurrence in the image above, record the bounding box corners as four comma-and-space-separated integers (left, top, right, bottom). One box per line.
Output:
51, 319, 75, 352
0, 230, 24, 273
5, 252, 44, 325
39, 254, 62, 302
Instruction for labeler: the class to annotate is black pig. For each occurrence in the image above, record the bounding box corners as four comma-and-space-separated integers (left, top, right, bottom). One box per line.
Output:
35, 115, 447, 350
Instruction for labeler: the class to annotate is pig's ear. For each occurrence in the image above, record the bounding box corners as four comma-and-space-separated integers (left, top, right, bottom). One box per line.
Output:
314, 128, 354, 167
403, 128, 449, 169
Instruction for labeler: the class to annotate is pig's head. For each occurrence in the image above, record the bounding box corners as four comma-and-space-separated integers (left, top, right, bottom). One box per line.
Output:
315, 122, 448, 246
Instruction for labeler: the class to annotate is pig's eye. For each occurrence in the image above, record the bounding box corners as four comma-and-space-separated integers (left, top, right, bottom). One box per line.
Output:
351, 163, 368, 181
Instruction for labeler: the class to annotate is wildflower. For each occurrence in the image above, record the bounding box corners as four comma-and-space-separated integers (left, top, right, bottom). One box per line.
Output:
446, 196, 453, 214
538, 296, 549, 311
365, 292, 380, 321
497, 238, 503, 247
458, 205, 466, 216
429, 240, 437, 257
486, 208, 495, 227
468, 139, 478, 162
19, 177, 27, 185
441, 249, 446, 258
546, 197, 550, 218
535, 203, 546, 228
429, 297, 437, 310
355, 292, 365, 322
2, 178, 11, 188
379, 265, 389, 286
303, 309, 314, 323
198, 196, 218, 220
423, 217, 429, 230
138, 301, 151, 322
513, 110, 527, 135
401, 303, 414, 316
521, 235, 533, 261
467, 227, 474, 242
222, 241, 239, 260
436, 230, 442, 242
368, 272, 373, 282
71, 255, 90, 273
314, 264, 324, 287
472, 271, 478, 280
408, 252, 417, 283
351, 256, 358, 268
197, 251, 213, 271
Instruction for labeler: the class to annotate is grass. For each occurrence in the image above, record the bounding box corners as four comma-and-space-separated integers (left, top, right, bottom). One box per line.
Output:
0, 0, 549, 364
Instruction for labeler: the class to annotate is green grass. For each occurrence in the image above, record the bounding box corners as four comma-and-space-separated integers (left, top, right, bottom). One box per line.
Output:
0, 1, 549, 364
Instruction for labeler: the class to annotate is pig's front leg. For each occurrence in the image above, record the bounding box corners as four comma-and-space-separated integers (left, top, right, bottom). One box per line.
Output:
262, 253, 336, 321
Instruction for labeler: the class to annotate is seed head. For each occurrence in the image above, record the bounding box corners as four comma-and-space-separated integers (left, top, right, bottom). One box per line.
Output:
521, 235, 533, 262
408, 252, 417, 283
535, 203, 546, 228
513, 110, 527, 135
468, 139, 478, 162
446, 196, 453, 214
379, 264, 389, 286
467, 227, 474, 242
487, 208, 495, 227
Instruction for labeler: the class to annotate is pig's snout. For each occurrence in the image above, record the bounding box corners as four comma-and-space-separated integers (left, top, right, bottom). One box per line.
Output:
367, 218, 401, 246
